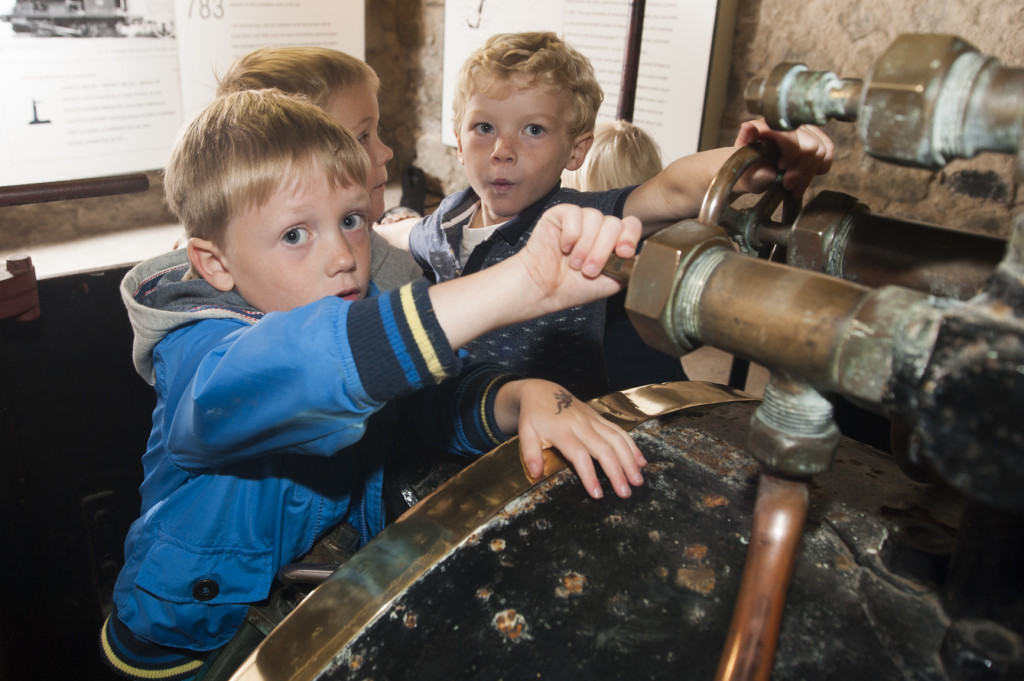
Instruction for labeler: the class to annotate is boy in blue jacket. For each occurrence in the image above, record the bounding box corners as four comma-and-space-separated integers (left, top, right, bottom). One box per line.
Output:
101, 88, 644, 680
410, 32, 834, 399
215, 45, 424, 292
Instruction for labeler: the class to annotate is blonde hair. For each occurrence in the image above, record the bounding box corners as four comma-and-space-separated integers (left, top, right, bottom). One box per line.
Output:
562, 119, 663, 191
164, 89, 369, 246
452, 32, 603, 140
216, 46, 380, 108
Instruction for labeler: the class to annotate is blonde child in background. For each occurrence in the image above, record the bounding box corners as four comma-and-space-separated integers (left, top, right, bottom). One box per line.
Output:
562, 119, 688, 390
561, 119, 663, 193
215, 46, 423, 291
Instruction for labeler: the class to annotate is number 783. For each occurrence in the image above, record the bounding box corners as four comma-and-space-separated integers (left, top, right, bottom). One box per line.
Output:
188, 0, 225, 20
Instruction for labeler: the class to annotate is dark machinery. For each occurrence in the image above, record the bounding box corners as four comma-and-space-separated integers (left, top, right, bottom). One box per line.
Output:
220, 33, 1023, 681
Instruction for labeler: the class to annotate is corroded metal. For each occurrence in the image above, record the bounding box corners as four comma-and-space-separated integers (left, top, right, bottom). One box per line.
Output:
744, 34, 1024, 171
228, 381, 755, 681
695, 147, 1005, 300
746, 374, 840, 477
745, 62, 862, 130
619, 193, 1022, 508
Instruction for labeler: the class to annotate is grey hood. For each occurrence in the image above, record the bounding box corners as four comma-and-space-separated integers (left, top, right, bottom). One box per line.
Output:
119, 249, 262, 385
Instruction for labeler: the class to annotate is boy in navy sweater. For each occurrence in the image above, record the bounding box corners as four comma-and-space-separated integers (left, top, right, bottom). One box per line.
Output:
410, 32, 833, 398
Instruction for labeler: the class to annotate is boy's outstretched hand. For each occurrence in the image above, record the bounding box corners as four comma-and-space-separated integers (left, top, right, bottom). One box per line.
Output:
733, 118, 834, 198
519, 204, 642, 312
429, 204, 641, 351
495, 378, 646, 499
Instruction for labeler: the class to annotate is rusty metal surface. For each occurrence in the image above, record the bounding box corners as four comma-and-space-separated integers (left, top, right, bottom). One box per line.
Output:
898, 300, 1024, 512
235, 400, 977, 681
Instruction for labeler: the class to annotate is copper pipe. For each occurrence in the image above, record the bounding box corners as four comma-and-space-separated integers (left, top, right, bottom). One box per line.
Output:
0, 173, 149, 207
714, 473, 809, 681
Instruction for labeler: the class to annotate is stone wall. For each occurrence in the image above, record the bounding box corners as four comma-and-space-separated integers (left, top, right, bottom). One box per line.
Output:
720, 0, 1023, 237
391, 0, 1023, 238
2, 0, 1020, 252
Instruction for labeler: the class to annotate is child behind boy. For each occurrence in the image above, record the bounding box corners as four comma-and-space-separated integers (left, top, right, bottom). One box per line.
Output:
216, 45, 423, 291
562, 119, 688, 391
100, 88, 644, 680
561, 119, 664, 194
409, 31, 833, 399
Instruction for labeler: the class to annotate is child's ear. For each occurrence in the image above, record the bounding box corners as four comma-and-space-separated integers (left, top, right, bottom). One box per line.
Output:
565, 132, 594, 171
455, 131, 466, 165
186, 237, 235, 292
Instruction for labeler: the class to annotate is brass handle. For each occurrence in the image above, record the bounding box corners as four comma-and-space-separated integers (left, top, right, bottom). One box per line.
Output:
602, 253, 634, 284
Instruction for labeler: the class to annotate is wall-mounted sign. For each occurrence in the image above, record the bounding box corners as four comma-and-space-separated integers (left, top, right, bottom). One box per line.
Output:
0, 0, 363, 187
441, 0, 734, 163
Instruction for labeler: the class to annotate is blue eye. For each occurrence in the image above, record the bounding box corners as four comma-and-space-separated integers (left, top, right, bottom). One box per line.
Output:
474, 122, 493, 134
341, 213, 366, 231
525, 124, 544, 136
283, 227, 309, 245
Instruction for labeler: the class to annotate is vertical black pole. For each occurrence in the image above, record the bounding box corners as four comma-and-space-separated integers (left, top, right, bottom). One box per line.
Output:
616, 0, 646, 123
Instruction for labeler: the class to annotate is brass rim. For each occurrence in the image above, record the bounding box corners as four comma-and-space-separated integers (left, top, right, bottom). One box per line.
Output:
230, 381, 755, 681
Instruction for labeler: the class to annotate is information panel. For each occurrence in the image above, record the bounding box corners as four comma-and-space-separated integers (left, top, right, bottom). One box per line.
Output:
0, 0, 362, 186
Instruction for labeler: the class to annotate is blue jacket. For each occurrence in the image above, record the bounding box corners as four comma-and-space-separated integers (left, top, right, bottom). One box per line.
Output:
113, 249, 515, 651
408, 183, 635, 399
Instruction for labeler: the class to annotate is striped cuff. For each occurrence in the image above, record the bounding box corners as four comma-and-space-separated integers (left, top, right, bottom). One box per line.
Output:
452, 365, 520, 452
349, 280, 460, 401
100, 613, 208, 681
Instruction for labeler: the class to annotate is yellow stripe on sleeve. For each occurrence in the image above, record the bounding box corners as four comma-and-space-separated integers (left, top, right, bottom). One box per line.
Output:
480, 376, 508, 446
399, 284, 447, 383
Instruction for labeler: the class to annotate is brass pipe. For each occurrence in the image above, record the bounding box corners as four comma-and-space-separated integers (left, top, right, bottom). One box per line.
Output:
713, 473, 810, 681
695, 251, 873, 387
622, 220, 936, 405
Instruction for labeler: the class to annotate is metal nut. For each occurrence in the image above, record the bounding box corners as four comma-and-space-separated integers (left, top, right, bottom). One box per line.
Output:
624, 219, 733, 357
